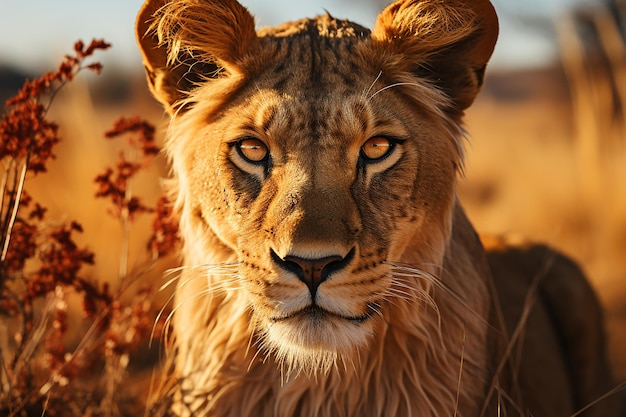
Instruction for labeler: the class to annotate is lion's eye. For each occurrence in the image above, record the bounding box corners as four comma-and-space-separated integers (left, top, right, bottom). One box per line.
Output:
236, 138, 269, 164
360, 136, 394, 162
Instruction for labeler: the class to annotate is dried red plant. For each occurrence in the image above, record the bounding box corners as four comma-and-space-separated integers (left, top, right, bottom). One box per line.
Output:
0, 40, 179, 417
95, 116, 159, 220
148, 195, 179, 260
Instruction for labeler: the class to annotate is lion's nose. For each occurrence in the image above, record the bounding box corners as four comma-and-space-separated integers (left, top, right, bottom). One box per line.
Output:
271, 248, 355, 298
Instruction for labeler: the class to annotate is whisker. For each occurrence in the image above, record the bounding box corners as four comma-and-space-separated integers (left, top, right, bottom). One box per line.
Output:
152, 263, 243, 349
160, 274, 182, 292
389, 277, 433, 302
150, 288, 179, 348
369, 82, 426, 100
363, 70, 383, 99
366, 302, 383, 318
382, 286, 414, 303
383, 285, 433, 312
160, 262, 240, 291
389, 262, 491, 328
246, 335, 265, 373
387, 270, 441, 319
162, 299, 184, 340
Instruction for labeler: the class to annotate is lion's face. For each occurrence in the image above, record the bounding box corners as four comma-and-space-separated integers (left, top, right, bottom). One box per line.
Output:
175, 48, 460, 364
137, 0, 498, 369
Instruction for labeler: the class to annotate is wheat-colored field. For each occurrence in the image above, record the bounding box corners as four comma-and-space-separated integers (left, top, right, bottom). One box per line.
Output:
461, 68, 626, 381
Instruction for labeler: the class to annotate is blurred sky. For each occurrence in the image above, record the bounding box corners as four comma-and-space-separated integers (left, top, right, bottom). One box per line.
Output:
0, 0, 603, 73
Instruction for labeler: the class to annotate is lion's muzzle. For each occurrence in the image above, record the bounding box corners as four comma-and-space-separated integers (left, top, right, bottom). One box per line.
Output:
270, 248, 356, 298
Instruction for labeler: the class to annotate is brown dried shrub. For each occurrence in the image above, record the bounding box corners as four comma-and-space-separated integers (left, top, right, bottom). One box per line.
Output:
0, 40, 179, 417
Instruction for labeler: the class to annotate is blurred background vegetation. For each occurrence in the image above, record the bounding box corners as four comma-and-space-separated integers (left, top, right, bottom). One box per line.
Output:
1, 0, 624, 398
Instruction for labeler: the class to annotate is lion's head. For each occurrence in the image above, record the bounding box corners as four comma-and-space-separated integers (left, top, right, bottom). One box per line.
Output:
136, 0, 501, 414
135, 2, 626, 417
138, 0, 496, 371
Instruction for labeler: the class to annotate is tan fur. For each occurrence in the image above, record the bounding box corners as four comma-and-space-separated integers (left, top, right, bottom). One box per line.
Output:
136, 1, 621, 416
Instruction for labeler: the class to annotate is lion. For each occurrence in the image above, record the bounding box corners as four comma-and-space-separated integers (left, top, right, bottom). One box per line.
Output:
135, 0, 622, 416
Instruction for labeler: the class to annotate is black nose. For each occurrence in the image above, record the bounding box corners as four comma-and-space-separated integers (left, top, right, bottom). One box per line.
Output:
271, 248, 355, 297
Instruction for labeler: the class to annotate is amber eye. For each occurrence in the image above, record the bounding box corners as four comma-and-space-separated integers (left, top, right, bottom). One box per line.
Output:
236, 138, 269, 164
360, 136, 394, 162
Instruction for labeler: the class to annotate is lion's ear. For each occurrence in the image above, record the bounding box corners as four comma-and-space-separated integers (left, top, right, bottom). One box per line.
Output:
371, 0, 498, 114
135, 0, 258, 114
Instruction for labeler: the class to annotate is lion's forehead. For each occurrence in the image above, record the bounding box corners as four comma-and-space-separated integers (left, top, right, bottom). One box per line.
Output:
208, 20, 427, 154
245, 94, 369, 147
254, 21, 375, 94
257, 14, 371, 40
232, 84, 412, 159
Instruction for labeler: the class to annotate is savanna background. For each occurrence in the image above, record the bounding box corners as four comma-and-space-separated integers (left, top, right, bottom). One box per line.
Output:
1, 0, 625, 415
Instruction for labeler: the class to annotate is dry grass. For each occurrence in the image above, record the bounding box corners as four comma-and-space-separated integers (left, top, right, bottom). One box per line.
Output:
460, 67, 626, 381
487, 5, 625, 384
0, 43, 177, 415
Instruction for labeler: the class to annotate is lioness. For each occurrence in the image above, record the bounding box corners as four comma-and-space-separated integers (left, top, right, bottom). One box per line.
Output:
136, 0, 621, 416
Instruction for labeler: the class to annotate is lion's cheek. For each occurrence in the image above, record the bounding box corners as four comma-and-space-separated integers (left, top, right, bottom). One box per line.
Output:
187, 171, 262, 252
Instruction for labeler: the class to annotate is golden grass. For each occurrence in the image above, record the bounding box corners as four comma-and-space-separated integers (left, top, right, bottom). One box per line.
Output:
461, 73, 626, 381
31, 78, 170, 287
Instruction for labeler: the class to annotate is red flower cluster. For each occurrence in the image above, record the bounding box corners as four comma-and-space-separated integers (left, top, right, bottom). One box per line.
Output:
1, 39, 110, 174
28, 222, 96, 303
1, 193, 38, 274
95, 116, 159, 220
0, 39, 131, 416
105, 285, 153, 355
0, 39, 181, 417
149, 195, 180, 259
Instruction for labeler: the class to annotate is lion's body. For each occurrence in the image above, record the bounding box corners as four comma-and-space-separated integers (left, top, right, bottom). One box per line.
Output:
484, 236, 620, 416
135, 1, 621, 416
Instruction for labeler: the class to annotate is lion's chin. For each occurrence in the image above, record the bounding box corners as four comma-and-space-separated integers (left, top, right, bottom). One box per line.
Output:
262, 307, 375, 376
